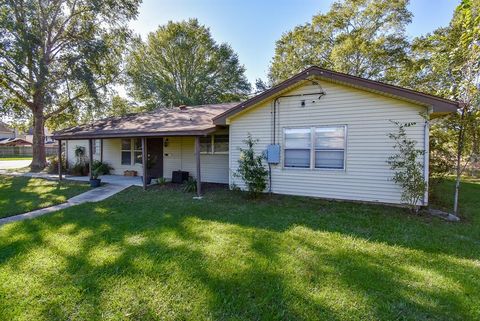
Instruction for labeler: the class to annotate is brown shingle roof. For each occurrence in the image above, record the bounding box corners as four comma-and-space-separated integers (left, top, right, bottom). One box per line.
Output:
53, 102, 238, 139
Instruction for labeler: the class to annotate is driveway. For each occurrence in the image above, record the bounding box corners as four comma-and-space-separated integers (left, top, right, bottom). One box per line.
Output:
0, 159, 31, 170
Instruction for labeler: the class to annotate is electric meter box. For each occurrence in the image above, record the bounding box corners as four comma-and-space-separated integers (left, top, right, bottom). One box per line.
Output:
266, 144, 280, 164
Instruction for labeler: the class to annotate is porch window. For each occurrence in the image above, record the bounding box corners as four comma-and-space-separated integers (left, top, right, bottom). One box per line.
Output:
213, 134, 229, 153
200, 136, 212, 153
121, 139, 132, 165
133, 138, 142, 164
93, 139, 101, 155
200, 135, 229, 154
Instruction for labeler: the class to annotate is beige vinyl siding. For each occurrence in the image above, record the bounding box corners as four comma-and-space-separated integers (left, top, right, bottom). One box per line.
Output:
229, 81, 428, 205
66, 139, 141, 175
101, 139, 142, 175
163, 135, 229, 184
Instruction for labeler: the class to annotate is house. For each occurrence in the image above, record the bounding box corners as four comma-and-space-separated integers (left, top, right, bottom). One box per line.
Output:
21, 127, 56, 145
53, 66, 458, 205
0, 121, 15, 140
0, 138, 32, 146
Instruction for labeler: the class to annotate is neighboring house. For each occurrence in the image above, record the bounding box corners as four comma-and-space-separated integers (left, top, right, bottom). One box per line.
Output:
0, 138, 32, 146
22, 127, 56, 145
53, 66, 458, 205
0, 121, 15, 140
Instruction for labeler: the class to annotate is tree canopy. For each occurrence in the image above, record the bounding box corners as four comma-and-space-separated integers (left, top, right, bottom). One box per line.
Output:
126, 19, 251, 109
0, 0, 140, 169
269, 0, 412, 84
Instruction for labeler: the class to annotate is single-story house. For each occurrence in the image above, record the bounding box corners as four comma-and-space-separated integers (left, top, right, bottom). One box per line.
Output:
53, 66, 459, 205
0, 138, 32, 146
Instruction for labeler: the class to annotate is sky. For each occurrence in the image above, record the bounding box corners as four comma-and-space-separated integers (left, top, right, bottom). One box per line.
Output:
129, 0, 459, 85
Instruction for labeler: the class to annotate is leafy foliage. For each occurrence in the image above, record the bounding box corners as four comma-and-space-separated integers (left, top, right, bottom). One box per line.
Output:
127, 19, 251, 109
234, 134, 269, 197
46, 155, 66, 174
387, 121, 427, 212
0, 0, 140, 169
91, 160, 113, 176
269, 0, 412, 84
182, 177, 197, 193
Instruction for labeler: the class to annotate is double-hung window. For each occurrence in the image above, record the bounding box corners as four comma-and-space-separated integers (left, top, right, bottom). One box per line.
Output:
314, 126, 345, 169
284, 126, 346, 170
121, 138, 143, 165
93, 139, 101, 155
284, 128, 311, 168
200, 135, 229, 154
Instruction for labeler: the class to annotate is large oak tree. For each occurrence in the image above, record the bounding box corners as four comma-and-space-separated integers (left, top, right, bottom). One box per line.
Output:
0, 0, 140, 170
126, 19, 251, 109
268, 0, 411, 84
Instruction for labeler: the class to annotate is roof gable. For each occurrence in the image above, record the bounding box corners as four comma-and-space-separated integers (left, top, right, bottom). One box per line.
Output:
213, 66, 459, 125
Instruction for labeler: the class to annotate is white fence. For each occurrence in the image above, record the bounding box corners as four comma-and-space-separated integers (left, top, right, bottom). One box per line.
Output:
0, 146, 57, 157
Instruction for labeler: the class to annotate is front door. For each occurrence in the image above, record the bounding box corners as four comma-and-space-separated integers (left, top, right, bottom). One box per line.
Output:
146, 138, 163, 183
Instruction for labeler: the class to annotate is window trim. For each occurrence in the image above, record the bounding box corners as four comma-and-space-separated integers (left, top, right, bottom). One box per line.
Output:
282, 125, 347, 171
200, 134, 229, 155
120, 138, 143, 166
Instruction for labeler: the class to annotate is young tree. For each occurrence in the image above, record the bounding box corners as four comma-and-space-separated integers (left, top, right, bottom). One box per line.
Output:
234, 134, 269, 197
0, 0, 140, 170
403, 0, 479, 215
387, 121, 427, 213
127, 19, 251, 109
268, 0, 412, 84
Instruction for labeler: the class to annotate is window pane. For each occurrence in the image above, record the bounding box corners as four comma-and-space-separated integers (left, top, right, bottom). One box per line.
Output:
94, 139, 101, 154
214, 135, 229, 152
315, 150, 344, 169
121, 151, 131, 165
315, 127, 345, 149
134, 138, 142, 151
134, 151, 142, 164
285, 128, 311, 149
121, 139, 131, 150
284, 149, 310, 168
200, 136, 212, 153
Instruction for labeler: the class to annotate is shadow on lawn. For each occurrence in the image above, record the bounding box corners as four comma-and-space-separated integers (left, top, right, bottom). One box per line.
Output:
0, 183, 478, 320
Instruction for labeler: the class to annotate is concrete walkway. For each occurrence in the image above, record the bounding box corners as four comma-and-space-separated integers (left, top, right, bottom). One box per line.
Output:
0, 184, 129, 226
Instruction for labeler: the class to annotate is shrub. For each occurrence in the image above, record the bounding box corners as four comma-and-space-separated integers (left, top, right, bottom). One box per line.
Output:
69, 162, 89, 176
91, 160, 113, 175
46, 156, 66, 174
387, 120, 427, 213
182, 177, 197, 193
234, 134, 269, 197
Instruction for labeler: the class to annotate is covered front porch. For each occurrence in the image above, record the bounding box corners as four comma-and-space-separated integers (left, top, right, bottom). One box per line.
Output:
56, 135, 206, 196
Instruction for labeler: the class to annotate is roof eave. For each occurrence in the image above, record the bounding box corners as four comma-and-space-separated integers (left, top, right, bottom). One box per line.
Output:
213, 66, 459, 125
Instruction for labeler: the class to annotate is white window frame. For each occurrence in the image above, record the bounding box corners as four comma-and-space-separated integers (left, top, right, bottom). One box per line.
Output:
120, 138, 143, 166
282, 125, 347, 171
200, 134, 229, 154
93, 139, 101, 155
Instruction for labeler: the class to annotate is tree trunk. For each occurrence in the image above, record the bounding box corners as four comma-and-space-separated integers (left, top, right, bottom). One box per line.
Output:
30, 109, 47, 172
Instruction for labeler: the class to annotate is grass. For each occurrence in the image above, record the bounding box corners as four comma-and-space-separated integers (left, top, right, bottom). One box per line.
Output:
0, 156, 32, 161
0, 176, 90, 218
0, 179, 478, 321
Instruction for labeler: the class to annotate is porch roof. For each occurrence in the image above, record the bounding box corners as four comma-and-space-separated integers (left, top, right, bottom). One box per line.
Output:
53, 102, 238, 140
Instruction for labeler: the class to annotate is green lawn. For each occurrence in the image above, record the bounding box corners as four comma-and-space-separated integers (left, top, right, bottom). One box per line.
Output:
0, 156, 32, 160
0, 176, 90, 218
0, 180, 478, 321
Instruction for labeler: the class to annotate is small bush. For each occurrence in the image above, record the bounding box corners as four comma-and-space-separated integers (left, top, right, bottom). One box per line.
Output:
182, 177, 197, 193
46, 156, 66, 174
69, 162, 89, 176
91, 160, 113, 175
234, 134, 269, 197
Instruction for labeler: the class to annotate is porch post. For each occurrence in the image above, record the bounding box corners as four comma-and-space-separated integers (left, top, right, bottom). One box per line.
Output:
58, 139, 62, 180
195, 136, 202, 197
88, 138, 93, 179
142, 137, 147, 190
100, 139, 104, 162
